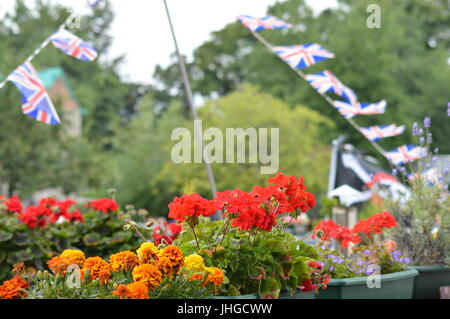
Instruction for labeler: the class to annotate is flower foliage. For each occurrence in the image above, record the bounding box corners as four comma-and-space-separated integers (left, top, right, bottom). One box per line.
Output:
1, 242, 224, 299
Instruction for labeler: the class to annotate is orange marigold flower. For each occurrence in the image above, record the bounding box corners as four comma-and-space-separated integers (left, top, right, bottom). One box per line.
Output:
112, 284, 129, 299
98, 269, 111, 285
110, 251, 139, 272
126, 281, 149, 299
188, 273, 204, 282
204, 267, 225, 287
12, 262, 25, 275
47, 256, 73, 276
136, 242, 159, 264
132, 264, 162, 290
60, 249, 85, 267
156, 245, 184, 277
82, 257, 111, 281
0, 276, 28, 299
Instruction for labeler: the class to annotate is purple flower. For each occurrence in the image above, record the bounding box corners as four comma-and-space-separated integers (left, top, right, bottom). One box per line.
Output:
434, 148, 439, 154
412, 122, 419, 136
427, 133, 433, 144
424, 117, 431, 128
419, 136, 425, 144
329, 266, 335, 272
392, 168, 398, 176
444, 168, 449, 176
363, 249, 371, 255
447, 102, 450, 116
392, 250, 402, 261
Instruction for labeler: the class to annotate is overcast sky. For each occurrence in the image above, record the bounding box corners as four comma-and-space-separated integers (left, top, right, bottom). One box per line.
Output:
0, 0, 337, 84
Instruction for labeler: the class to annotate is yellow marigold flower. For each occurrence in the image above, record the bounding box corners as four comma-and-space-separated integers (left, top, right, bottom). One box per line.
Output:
47, 256, 73, 276
136, 242, 159, 264
109, 251, 139, 272
82, 257, 111, 281
60, 249, 86, 267
156, 245, 184, 277
184, 254, 205, 273
204, 267, 225, 287
132, 264, 162, 290
126, 281, 149, 299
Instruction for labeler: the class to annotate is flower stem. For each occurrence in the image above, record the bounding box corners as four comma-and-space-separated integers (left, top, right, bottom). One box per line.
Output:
191, 225, 201, 251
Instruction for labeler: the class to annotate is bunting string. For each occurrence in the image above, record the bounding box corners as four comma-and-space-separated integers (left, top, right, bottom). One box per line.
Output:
0, 11, 77, 91
248, 30, 394, 168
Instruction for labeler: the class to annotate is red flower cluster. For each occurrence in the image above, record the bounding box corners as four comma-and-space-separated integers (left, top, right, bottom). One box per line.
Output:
168, 193, 218, 223
153, 222, 183, 245
19, 197, 83, 228
166, 172, 315, 232
300, 261, 330, 292
312, 219, 361, 248
352, 212, 397, 236
313, 212, 398, 247
214, 172, 315, 232
1, 195, 23, 214
86, 198, 119, 214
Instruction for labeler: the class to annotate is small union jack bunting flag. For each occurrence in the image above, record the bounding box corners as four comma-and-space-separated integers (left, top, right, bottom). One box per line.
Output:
384, 145, 427, 166
333, 99, 386, 118
8, 62, 61, 125
237, 14, 292, 32
51, 28, 98, 61
305, 70, 357, 103
359, 124, 405, 142
272, 44, 335, 69
408, 168, 442, 185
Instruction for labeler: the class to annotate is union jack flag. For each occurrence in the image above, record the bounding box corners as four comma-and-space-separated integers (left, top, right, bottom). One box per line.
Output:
305, 70, 357, 103
333, 99, 386, 118
384, 145, 427, 166
359, 124, 405, 142
51, 28, 98, 61
7, 62, 61, 125
237, 14, 292, 32
272, 44, 335, 69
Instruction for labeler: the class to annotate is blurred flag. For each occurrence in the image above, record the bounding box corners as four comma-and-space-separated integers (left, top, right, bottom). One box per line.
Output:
51, 28, 98, 61
305, 70, 357, 103
384, 145, 426, 165
8, 62, 61, 125
359, 124, 405, 142
237, 14, 292, 32
333, 99, 386, 118
272, 44, 335, 69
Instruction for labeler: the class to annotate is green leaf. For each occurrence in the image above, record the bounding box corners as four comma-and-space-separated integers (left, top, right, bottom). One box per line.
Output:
0, 231, 13, 242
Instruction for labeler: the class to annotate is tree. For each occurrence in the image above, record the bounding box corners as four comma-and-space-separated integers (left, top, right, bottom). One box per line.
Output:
153, 0, 450, 156
0, 0, 141, 196
141, 84, 333, 216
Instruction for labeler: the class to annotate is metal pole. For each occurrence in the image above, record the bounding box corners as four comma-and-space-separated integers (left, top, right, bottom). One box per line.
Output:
162, 0, 219, 201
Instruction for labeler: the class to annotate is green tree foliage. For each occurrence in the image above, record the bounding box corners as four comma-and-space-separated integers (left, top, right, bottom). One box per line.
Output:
154, 0, 450, 156
0, 0, 141, 196
125, 84, 332, 215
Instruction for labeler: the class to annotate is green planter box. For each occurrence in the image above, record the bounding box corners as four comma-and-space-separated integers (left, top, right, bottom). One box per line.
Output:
279, 290, 316, 299
212, 294, 259, 299
410, 266, 450, 299
317, 269, 418, 299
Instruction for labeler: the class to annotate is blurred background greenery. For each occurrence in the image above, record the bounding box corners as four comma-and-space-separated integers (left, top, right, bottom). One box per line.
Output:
0, 0, 448, 217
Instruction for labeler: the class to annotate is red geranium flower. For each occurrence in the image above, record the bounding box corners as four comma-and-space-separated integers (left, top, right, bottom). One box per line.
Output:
168, 193, 217, 223
86, 198, 119, 214
352, 212, 397, 236
3, 195, 23, 214
312, 219, 361, 248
